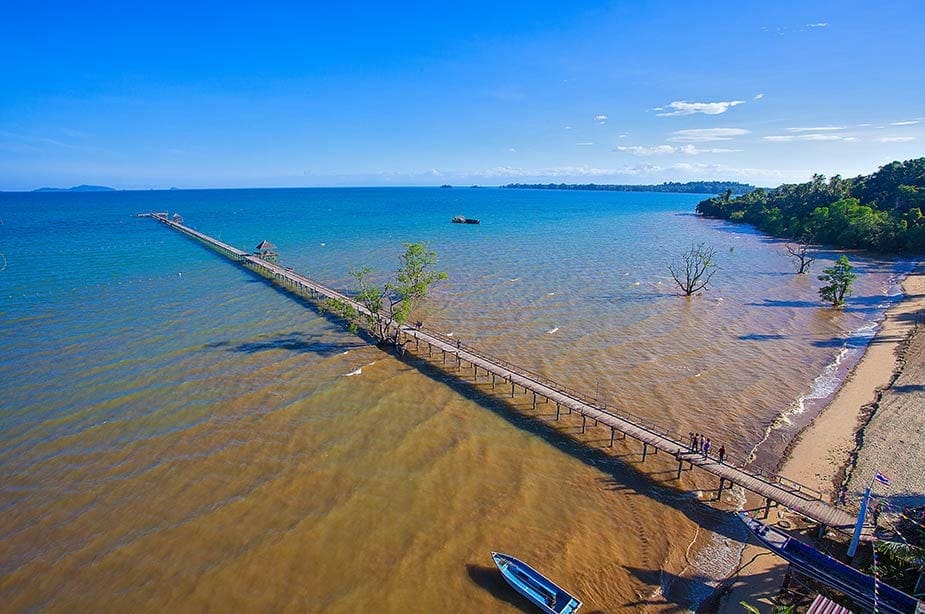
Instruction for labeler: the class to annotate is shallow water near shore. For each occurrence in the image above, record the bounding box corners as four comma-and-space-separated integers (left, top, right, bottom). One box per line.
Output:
0, 187, 909, 611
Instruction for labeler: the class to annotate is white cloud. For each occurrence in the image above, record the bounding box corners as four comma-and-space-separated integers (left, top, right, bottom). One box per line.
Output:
575, 142, 594, 146
668, 128, 750, 142
507, 147, 517, 152
753, 93, 765, 100
764, 133, 853, 141
564, 125, 573, 130
615, 144, 741, 156
890, 119, 924, 126
878, 136, 917, 142
786, 126, 846, 132
655, 100, 745, 116
594, 114, 608, 123
806, 22, 828, 28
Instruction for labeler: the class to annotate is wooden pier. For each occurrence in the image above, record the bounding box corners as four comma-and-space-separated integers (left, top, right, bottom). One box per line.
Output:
144, 213, 866, 534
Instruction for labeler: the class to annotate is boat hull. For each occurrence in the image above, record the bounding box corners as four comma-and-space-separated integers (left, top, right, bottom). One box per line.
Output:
738, 512, 922, 614
491, 552, 582, 614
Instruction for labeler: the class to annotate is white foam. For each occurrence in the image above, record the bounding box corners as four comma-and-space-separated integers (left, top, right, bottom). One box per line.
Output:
546, 327, 559, 334
344, 368, 362, 377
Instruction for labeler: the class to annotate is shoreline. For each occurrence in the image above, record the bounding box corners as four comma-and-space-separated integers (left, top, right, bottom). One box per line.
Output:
713, 262, 925, 612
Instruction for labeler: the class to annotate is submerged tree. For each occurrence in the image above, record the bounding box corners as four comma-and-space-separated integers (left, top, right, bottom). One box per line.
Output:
327, 242, 447, 345
668, 242, 717, 296
785, 234, 817, 274
818, 255, 856, 308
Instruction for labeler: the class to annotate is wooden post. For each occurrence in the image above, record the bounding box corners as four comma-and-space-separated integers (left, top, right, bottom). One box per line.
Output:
763, 497, 773, 519
581, 415, 586, 433
532, 392, 536, 409
676, 459, 684, 479
510, 381, 515, 398
443, 350, 446, 364
491, 373, 495, 389
716, 478, 725, 501
609, 428, 615, 447
555, 403, 560, 420
642, 442, 648, 462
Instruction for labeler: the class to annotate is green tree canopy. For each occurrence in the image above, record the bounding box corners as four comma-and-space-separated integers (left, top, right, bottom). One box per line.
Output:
696, 157, 925, 252
818, 256, 857, 308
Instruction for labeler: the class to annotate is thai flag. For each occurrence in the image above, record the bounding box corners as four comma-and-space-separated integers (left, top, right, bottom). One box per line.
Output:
875, 471, 892, 486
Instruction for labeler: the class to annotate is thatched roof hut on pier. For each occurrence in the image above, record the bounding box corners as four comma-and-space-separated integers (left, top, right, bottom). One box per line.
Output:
254, 240, 278, 262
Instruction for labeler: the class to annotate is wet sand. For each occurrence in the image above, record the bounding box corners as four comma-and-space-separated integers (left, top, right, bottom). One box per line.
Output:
715, 264, 925, 612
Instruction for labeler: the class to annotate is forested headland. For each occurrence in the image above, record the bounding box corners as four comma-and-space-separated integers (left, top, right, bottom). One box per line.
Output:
696, 158, 925, 253
501, 181, 755, 195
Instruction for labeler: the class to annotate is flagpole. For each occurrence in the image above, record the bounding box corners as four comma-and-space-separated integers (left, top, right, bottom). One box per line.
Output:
848, 485, 871, 558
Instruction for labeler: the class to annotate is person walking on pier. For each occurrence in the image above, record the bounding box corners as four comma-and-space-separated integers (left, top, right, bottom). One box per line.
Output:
703, 438, 711, 459
689, 432, 696, 451
696, 433, 704, 454
718, 445, 725, 464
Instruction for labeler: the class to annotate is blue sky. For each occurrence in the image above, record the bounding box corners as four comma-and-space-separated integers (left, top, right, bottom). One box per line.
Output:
1, 1, 923, 190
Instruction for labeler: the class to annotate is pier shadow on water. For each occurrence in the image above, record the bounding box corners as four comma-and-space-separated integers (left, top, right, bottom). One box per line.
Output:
206, 332, 366, 357
395, 347, 751, 549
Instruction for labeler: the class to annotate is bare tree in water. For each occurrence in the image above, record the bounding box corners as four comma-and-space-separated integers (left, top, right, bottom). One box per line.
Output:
668, 243, 717, 296
785, 234, 817, 274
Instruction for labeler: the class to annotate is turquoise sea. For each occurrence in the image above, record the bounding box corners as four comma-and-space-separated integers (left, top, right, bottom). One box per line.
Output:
0, 187, 910, 611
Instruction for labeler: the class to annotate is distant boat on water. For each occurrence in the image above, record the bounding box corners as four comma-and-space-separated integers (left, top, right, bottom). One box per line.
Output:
452, 215, 480, 224
738, 512, 923, 614
491, 552, 583, 614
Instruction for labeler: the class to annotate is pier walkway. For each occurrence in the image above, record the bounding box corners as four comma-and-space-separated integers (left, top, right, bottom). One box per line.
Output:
144, 213, 864, 533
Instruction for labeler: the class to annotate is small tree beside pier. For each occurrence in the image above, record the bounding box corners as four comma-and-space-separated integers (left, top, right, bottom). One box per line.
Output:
328, 242, 447, 345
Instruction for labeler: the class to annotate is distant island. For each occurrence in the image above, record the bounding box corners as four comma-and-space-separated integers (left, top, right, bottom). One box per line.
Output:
696, 157, 925, 253
501, 181, 756, 195
33, 184, 116, 193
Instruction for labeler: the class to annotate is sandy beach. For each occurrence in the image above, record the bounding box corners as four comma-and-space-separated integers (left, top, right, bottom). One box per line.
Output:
715, 264, 925, 612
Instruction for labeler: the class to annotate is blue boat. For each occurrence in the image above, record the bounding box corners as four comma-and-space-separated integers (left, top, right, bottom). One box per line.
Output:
738, 512, 923, 614
491, 551, 583, 614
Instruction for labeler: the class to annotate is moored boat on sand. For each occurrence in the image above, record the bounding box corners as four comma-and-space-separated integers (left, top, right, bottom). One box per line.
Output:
738, 512, 923, 614
491, 551, 583, 613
